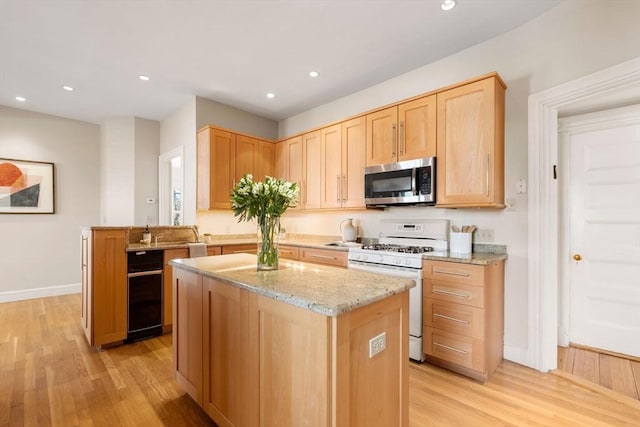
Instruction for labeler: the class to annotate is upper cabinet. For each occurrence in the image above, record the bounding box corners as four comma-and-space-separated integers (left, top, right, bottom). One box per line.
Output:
365, 95, 436, 166
197, 126, 275, 210
436, 76, 505, 208
320, 117, 366, 209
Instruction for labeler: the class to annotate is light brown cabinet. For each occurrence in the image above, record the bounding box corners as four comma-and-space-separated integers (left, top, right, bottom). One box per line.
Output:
320, 117, 366, 209
278, 244, 299, 260
299, 247, 347, 267
81, 228, 127, 347
173, 262, 409, 427
222, 244, 257, 255
365, 95, 436, 166
163, 248, 189, 332
173, 267, 204, 404
277, 132, 321, 210
198, 126, 276, 210
422, 259, 504, 381
436, 76, 505, 207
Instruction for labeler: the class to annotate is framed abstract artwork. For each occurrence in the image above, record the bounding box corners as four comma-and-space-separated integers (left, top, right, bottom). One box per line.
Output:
0, 158, 55, 214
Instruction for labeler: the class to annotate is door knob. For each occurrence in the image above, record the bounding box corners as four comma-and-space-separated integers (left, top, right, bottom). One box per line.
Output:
572, 254, 582, 261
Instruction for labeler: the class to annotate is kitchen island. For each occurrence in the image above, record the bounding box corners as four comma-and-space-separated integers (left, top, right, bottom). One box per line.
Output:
170, 253, 414, 427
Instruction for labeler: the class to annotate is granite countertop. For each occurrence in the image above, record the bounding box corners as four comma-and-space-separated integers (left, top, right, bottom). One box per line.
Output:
170, 253, 415, 317
421, 250, 508, 265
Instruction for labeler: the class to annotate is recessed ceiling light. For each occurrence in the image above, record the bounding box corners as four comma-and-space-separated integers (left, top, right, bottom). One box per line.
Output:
139, 75, 150, 81
15, 96, 26, 102
63, 85, 74, 92
309, 71, 319, 78
441, 0, 456, 11
266, 93, 275, 99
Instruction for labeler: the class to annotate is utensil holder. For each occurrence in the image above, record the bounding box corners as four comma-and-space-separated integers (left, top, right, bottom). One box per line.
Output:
450, 232, 472, 254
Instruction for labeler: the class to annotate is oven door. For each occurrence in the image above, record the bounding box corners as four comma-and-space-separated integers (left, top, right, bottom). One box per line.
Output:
347, 260, 425, 362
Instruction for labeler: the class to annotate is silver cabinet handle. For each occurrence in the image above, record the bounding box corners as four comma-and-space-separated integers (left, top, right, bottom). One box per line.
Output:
337, 175, 341, 203
399, 121, 404, 156
391, 123, 397, 157
342, 175, 347, 202
486, 154, 490, 196
434, 342, 469, 355
432, 288, 471, 299
128, 270, 163, 278
308, 253, 337, 260
434, 313, 469, 324
433, 269, 470, 277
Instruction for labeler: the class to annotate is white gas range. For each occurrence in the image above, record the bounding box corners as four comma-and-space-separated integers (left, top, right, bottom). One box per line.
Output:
347, 219, 449, 362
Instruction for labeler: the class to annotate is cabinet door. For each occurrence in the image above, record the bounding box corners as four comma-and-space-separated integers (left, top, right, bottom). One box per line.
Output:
278, 244, 299, 260
173, 268, 203, 404
398, 95, 436, 161
211, 129, 236, 209
341, 116, 366, 208
92, 229, 127, 346
299, 247, 347, 267
436, 77, 505, 207
320, 124, 342, 208
222, 244, 257, 255
274, 140, 288, 180
366, 106, 397, 166
202, 278, 254, 426
257, 140, 275, 181
235, 134, 259, 183
163, 248, 190, 330
303, 130, 322, 209
286, 136, 304, 210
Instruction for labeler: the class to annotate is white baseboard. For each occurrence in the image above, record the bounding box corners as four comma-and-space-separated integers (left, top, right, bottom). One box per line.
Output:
0, 283, 81, 303
504, 345, 532, 369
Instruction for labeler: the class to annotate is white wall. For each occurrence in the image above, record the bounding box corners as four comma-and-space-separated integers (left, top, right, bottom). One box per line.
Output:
160, 99, 196, 225
276, 0, 640, 361
101, 117, 135, 225
134, 117, 160, 225
0, 105, 100, 299
195, 96, 278, 140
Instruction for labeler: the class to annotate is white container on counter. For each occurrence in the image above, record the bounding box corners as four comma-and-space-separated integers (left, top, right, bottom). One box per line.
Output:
449, 232, 472, 254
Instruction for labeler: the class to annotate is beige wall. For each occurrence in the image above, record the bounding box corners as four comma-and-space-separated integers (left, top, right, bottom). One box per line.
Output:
0, 105, 100, 298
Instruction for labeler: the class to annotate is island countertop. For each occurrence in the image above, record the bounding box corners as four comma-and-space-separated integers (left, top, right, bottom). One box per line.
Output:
170, 253, 415, 317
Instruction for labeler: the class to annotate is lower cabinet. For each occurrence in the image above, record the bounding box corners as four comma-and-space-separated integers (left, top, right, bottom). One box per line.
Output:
174, 270, 409, 426
278, 244, 299, 260
163, 248, 189, 332
222, 244, 257, 255
299, 247, 347, 267
81, 228, 127, 347
422, 259, 504, 381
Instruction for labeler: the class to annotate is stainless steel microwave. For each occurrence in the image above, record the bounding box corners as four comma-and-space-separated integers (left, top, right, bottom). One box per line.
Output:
364, 157, 435, 207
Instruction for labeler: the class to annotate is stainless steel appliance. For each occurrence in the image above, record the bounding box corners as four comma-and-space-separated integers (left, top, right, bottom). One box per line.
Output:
127, 250, 163, 342
364, 157, 435, 207
347, 219, 449, 361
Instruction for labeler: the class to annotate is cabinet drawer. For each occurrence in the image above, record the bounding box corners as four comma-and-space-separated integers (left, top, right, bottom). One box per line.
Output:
423, 298, 484, 339
300, 248, 347, 267
423, 327, 484, 371
222, 244, 257, 255
207, 246, 222, 256
278, 245, 299, 260
424, 279, 485, 308
423, 260, 485, 286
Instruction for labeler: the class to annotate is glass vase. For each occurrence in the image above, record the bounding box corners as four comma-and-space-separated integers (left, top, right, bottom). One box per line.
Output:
257, 216, 280, 271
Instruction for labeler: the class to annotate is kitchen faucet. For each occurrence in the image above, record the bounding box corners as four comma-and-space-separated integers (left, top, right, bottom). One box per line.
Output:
191, 225, 200, 243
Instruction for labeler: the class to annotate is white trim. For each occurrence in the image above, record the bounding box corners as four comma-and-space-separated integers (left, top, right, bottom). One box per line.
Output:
527, 56, 640, 372
159, 145, 184, 225
0, 283, 81, 303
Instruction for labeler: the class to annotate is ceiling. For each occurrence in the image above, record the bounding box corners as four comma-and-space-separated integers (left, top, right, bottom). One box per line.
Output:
1, 0, 562, 125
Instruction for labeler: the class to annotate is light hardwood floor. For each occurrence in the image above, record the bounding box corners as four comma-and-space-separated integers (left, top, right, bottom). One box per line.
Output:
1, 294, 639, 426
557, 345, 640, 401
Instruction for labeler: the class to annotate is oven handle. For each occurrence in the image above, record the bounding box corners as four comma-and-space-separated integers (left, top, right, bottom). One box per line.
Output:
128, 270, 163, 278
348, 261, 421, 279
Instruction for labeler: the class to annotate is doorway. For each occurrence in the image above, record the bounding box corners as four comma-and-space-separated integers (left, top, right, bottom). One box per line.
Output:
159, 146, 184, 226
558, 105, 640, 357
528, 56, 640, 372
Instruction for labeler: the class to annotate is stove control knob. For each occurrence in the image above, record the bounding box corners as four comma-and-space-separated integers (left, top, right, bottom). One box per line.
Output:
395, 257, 401, 264
363, 255, 368, 261
405, 259, 411, 266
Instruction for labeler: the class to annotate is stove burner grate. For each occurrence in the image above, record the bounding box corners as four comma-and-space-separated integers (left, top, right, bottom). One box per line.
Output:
360, 244, 434, 254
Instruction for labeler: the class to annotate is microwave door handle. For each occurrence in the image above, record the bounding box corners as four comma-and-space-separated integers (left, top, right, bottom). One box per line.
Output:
411, 168, 417, 195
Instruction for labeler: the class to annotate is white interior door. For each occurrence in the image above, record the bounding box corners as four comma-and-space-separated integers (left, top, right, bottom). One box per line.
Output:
560, 105, 640, 357
159, 146, 184, 226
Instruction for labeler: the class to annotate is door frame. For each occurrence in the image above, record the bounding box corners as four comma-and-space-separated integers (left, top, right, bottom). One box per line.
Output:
158, 145, 184, 225
527, 56, 640, 372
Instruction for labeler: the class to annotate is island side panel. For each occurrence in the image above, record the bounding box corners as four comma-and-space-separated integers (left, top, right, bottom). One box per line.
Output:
255, 294, 331, 427
332, 291, 409, 427
202, 277, 255, 427
173, 268, 203, 405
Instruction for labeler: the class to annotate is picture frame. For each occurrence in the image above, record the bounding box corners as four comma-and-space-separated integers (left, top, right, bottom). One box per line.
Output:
0, 158, 55, 214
